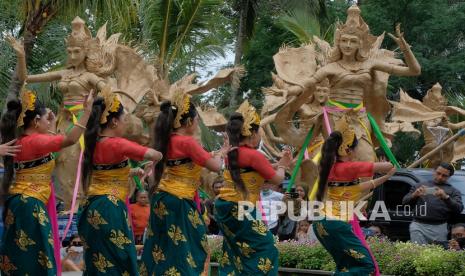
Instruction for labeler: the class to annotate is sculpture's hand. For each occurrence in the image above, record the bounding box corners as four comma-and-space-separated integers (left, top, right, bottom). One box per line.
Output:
6, 36, 25, 57
267, 88, 288, 97
388, 23, 409, 51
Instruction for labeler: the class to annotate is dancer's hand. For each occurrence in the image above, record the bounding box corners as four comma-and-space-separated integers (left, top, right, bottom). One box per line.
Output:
131, 168, 145, 178
141, 161, 154, 182
83, 89, 95, 114
0, 139, 21, 157
46, 109, 57, 124
277, 147, 292, 169
218, 132, 231, 157
386, 167, 396, 178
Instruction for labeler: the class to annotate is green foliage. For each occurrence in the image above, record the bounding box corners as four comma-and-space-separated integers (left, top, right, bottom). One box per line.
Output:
239, 15, 290, 109
139, 0, 229, 79
361, 0, 465, 98
209, 235, 465, 275
391, 131, 424, 167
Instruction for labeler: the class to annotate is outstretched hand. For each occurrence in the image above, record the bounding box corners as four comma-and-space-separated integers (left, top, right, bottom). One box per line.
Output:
219, 132, 231, 157
278, 147, 292, 169
6, 36, 25, 57
0, 139, 22, 157
388, 23, 409, 50
83, 89, 95, 112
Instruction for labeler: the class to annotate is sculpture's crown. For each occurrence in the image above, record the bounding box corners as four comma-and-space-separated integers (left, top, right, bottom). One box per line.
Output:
339, 5, 369, 38
66, 16, 91, 48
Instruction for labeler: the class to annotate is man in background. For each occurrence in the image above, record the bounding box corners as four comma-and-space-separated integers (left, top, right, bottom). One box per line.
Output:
402, 163, 463, 245
130, 190, 150, 244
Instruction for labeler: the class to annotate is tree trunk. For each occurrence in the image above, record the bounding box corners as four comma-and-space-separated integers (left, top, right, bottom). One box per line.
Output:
230, 0, 249, 107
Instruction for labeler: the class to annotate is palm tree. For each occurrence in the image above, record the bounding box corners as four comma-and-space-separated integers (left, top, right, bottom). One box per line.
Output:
139, 0, 228, 82
229, 0, 258, 106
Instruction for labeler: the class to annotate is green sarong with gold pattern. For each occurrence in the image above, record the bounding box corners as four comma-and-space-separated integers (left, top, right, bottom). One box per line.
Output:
313, 218, 375, 275
78, 195, 138, 275
140, 191, 209, 276
0, 194, 56, 275
214, 199, 278, 275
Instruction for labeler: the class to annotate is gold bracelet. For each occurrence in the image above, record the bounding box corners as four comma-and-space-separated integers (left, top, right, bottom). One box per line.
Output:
370, 180, 376, 190
47, 130, 57, 135
75, 122, 87, 130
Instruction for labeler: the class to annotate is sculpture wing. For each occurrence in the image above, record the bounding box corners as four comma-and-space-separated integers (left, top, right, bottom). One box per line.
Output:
112, 45, 157, 113
364, 33, 401, 130
273, 44, 318, 86
183, 66, 245, 96
390, 89, 445, 122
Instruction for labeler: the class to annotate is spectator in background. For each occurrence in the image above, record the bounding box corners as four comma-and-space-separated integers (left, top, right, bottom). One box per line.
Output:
363, 223, 385, 238
402, 163, 464, 245
61, 234, 84, 272
130, 190, 150, 244
260, 185, 285, 235
278, 185, 308, 241
296, 220, 311, 242
449, 223, 465, 251
205, 177, 223, 235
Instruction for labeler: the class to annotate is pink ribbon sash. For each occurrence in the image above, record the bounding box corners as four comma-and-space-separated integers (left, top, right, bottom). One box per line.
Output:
350, 217, 380, 276
47, 183, 62, 276
60, 149, 84, 243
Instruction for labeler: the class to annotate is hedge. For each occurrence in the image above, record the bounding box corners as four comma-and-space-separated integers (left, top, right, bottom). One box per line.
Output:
208, 236, 465, 275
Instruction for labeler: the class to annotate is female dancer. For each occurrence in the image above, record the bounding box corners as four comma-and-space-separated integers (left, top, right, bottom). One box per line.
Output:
78, 88, 162, 275
313, 120, 396, 275
141, 91, 226, 276
215, 100, 292, 275
0, 89, 93, 275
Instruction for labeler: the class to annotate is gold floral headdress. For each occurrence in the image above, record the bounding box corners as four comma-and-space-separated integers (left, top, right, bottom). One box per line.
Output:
171, 88, 191, 129
334, 115, 356, 157
236, 100, 261, 137
18, 90, 37, 127
100, 86, 122, 124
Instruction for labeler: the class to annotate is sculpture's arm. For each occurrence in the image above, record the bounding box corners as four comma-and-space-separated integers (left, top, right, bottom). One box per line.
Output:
445, 106, 465, 117
448, 121, 465, 130
26, 72, 63, 83
87, 73, 107, 92
7, 36, 62, 84
286, 66, 328, 97
372, 24, 421, 76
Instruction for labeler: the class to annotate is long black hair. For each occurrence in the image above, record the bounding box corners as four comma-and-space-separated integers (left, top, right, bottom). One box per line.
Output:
316, 131, 358, 201
0, 98, 47, 195
152, 100, 197, 190
226, 113, 259, 200
82, 97, 124, 192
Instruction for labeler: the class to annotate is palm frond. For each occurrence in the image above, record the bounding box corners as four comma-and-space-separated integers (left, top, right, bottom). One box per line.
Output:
140, 0, 228, 78
52, 0, 140, 40
277, 9, 321, 44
